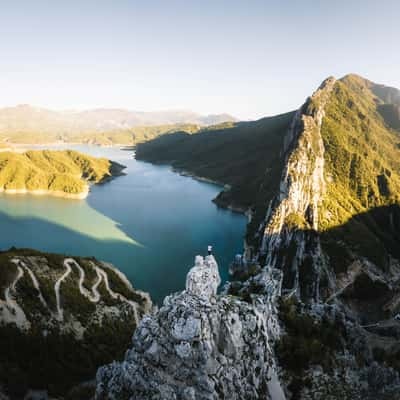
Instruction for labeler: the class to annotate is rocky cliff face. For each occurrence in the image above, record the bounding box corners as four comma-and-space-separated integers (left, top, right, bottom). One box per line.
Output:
252, 75, 400, 398
258, 77, 336, 302
96, 255, 285, 400
96, 74, 400, 400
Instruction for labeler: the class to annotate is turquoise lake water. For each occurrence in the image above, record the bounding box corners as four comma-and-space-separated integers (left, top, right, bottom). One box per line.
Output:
0, 146, 247, 303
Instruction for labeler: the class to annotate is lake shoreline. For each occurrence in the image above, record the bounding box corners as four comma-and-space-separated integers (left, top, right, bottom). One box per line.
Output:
0, 144, 247, 304
1, 142, 130, 152
175, 169, 248, 214
134, 156, 248, 215
0, 186, 90, 199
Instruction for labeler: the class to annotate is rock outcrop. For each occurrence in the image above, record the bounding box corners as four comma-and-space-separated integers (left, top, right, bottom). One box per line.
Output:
259, 77, 336, 301
104, 74, 400, 399
96, 255, 285, 400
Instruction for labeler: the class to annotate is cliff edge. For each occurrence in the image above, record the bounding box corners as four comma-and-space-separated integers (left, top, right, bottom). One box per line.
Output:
96, 255, 285, 400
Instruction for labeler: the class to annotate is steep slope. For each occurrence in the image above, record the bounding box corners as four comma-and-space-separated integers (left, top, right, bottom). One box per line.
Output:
0, 149, 124, 198
257, 74, 400, 301
257, 76, 336, 301
0, 248, 151, 398
319, 75, 400, 273
124, 74, 400, 399
370, 80, 400, 131
136, 112, 294, 223
245, 74, 400, 397
96, 255, 284, 400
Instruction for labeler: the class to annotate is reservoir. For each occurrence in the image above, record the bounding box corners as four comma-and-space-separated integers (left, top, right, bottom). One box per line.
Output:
0, 145, 247, 303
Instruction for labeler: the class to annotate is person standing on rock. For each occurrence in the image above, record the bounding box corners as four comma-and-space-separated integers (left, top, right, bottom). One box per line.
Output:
207, 245, 212, 256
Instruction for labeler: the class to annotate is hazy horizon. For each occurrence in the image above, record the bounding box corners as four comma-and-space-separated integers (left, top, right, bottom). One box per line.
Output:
0, 103, 236, 116
1, 0, 399, 120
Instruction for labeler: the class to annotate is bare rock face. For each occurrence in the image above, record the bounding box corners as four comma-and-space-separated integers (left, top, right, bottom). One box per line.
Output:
259, 77, 336, 301
185, 255, 221, 298
96, 256, 285, 400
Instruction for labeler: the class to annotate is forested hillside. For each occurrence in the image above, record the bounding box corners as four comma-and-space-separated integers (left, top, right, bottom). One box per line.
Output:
0, 150, 124, 197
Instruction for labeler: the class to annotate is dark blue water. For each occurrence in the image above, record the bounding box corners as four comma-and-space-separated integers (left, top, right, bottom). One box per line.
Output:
0, 146, 246, 303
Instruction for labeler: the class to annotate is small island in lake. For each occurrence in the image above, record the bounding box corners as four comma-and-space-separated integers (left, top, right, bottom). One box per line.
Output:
0, 149, 125, 199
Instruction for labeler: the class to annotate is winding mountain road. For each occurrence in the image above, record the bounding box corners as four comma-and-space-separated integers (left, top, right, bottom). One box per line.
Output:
2, 257, 140, 325
11, 259, 48, 309
55, 261, 72, 321
64, 258, 102, 303
96, 266, 139, 326
0, 265, 30, 329
56, 258, 139, 323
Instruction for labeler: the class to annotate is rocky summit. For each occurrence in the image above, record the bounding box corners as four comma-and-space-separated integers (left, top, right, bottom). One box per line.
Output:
129, 74, 400, 399
96, 255, 284, 400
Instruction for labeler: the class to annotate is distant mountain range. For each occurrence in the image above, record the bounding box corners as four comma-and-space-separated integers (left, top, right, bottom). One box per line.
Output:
0, 104, 236, 137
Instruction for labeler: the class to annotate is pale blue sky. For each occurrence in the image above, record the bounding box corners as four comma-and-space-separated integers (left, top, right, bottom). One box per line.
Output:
0, 0, 399, 119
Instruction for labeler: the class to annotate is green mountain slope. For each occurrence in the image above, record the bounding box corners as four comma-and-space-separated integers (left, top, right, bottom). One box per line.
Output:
95, 74, 400, 400
319, 74, 400, 271
136, 112, 295, 241
0, 248, 151, 397
0, 150, 124, 197
137, 74, 400, 273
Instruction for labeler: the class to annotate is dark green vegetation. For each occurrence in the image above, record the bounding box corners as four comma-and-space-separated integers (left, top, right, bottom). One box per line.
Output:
373, 347, 400, 375
135, 74, 400, 273
277, 298, 343, 372
321, 205, 400, 274
135, 74, 400, 261
134, 75, 400, 398
0, 318, 135, 398
0, 149, 122, 195
136, 112, 295, 243
319, 75, 400, 271
276, 298, 345, 399
0, 248, 149, 398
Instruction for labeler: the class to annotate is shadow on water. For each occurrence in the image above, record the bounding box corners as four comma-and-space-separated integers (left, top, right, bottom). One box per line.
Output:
0, 146, 247, 304
0, 209, 152, 303
0, 189, 246, 304
85, 156, 247, 303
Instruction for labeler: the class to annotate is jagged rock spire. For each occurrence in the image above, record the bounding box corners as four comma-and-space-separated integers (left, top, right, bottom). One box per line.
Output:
185, 255, 221, 299
96, 255, 285, 400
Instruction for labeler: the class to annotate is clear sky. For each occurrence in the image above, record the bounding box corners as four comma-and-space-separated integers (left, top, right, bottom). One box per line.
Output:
0, 0, 399, 120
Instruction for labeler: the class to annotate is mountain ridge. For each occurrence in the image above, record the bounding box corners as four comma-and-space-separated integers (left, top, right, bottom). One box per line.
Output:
2, 73, 400, 398
0, 104, 236, 138
130, 73, 400, 399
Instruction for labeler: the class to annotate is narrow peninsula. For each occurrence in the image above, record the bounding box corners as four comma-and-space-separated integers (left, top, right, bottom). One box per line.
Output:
0, 149, 125, 199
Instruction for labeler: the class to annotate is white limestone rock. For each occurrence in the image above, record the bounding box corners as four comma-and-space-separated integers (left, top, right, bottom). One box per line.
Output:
95, 256, 284, 400
185, 255, 221, 299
